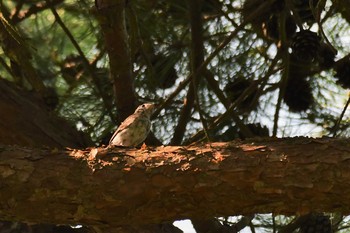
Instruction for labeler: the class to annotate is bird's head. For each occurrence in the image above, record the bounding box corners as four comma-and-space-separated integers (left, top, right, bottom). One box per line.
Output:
134, 103, 156, 118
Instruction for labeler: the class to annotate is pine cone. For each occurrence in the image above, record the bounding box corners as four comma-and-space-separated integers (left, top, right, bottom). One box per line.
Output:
334, 58, 350, 88
238, 123, 269, 139
60, 55, 85, 85
289, 53, 314, 77
224, 77, 258, 113
299, 213, 332, 233
148, 54, 178, 89
283, 75, 313, 112
291, 30, 321, 63
318, 42, 337, 69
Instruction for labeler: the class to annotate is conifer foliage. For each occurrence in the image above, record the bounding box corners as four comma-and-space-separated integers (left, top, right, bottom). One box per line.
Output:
0, 0, 349, 232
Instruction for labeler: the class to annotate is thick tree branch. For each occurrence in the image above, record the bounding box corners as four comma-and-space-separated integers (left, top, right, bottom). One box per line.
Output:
1, 137, 350, 227
0, 79, 90, 148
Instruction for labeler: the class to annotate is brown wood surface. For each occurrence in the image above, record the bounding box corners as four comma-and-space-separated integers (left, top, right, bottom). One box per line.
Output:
0, 137, 349, 227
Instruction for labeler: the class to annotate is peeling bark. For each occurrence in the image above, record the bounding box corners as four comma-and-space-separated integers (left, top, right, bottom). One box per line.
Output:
0, 137, 350, 226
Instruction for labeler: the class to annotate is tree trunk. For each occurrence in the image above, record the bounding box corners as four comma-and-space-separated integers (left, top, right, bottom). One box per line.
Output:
94, 0, 136, 121
0, 137, 349, 227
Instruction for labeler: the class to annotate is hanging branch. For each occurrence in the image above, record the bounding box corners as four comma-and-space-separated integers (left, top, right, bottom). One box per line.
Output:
333, 93, 350, 137
201, 69, 254, 140
170, 86, 196, 145
185, 53, 281, 145
170, 0, 210, 145
272, 12, 290, 137
49, 4, 116, 122
188, 0, 212, 144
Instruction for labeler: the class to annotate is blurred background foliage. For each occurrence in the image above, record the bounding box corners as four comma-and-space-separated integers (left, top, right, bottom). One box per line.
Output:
1, 0, 350, 231
1, 0, 350, 145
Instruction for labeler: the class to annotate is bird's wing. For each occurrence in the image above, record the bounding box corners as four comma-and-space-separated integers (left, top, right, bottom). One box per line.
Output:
109, 115, 138, 144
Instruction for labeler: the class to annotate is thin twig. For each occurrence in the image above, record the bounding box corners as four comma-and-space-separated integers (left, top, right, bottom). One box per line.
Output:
152, 0, 272, 119
189, 0, 211, 144
202, 69, 254, 139
186, 52, 281, 145
333, 93, 350, 137
273, 12, 289, 137
192, 79, 211, 144
310, 0, 338, 54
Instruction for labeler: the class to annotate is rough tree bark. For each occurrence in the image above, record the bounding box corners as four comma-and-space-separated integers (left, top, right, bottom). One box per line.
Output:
0, 137, 349, 227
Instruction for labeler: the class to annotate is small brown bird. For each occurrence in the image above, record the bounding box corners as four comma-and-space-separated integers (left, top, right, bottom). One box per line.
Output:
109, 103, 156, 147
